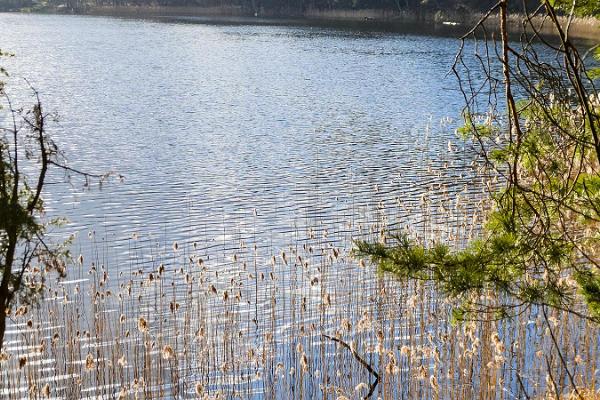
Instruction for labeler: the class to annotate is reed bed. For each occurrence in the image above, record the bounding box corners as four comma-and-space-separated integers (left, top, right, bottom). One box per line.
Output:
1, 137, 599, 400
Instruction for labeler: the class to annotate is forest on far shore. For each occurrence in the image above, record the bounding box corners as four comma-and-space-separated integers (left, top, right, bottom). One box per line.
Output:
1, 0, 599, 18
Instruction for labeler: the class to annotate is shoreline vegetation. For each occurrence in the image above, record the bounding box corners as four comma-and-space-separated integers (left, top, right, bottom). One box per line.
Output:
3, 4, 599, 40
1, 1, 600, 398
1, 158, 599, 399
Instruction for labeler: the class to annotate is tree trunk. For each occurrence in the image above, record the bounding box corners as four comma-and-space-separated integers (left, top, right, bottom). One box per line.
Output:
0, 232, 18, 354
0, 301, 6, 354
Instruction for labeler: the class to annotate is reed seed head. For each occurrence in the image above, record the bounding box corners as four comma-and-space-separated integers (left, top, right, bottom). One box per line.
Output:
162, 344, 175, 360
85, 353, 94, 370
137, 317, 148, 333
42, 383, 50, 398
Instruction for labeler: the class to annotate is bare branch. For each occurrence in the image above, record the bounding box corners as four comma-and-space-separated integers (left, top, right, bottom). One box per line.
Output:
322, 334, 380, 399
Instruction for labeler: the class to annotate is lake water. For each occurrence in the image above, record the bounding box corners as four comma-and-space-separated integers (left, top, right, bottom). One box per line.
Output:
0, 13, 471, 256
2, 13, 596, 400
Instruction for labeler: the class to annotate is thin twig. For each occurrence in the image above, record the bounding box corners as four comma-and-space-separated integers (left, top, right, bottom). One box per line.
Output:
542, 306, 583, 400
322, 334, 380, 399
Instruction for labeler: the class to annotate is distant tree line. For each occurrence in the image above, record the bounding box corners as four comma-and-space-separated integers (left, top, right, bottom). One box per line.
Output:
6, 0, 598, 17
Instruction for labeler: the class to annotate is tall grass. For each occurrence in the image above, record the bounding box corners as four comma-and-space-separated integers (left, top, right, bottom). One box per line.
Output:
1, 136, 598, 400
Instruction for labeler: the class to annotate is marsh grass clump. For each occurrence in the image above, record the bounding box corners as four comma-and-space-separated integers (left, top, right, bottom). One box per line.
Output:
0, 123, 597, 400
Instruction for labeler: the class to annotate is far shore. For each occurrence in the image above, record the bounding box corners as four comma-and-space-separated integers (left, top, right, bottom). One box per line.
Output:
5, 5, 600, 40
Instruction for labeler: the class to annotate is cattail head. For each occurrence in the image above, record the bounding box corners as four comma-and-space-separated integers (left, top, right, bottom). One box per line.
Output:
85, 353, 94, 370
281, 251, 288, 265
196, 326, 205, 339
195, 383, 204, 396
246, 347, 256, 360
42, 383, 50, 398
161, 345, 175, 360
0, 352, 9, 363
355, 382, 369, 392
137, 317, 148, 333
414, 365, 425, 380
118, 355, 127, 368
491, 332, 500, 345
300, 352, 308, 372
400, 345, 411, 357
430, 375, 439, 393
356, 313, 372, 332
341, 319, 351, 332
495, 340, 505, 354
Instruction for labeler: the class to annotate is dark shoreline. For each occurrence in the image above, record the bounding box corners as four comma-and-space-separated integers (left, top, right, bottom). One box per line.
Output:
4, 5, 599, 40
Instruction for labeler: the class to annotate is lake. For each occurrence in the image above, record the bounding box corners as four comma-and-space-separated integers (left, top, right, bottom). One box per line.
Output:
1, 13, 597, 400
0, 13, 471, 253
